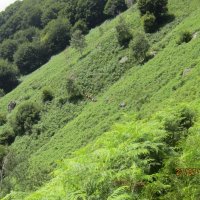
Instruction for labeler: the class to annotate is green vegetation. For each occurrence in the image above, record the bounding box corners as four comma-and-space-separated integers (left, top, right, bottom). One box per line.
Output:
177, 30, 193, 45
41, 88, 54, 103
129, 32, 150, 63
11, 102, 40, 136
0, 60, 18, 93
0, 0, 200, 199
70, 30, 87, 55
104, 0, 127, 17
115, 16, 132, 47
138, 0, 170, 32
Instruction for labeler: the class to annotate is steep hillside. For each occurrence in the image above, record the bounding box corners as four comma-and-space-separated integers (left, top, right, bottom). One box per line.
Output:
1, 0, 200, 199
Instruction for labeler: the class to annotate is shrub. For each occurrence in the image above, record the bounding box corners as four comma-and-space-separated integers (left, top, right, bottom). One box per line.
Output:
164, 106, 196, 146
0, 127, 15, 145
0, 59, 19, 92
41, 88, 54, 103
11, 102, 40, 135
104, 0, 127, 17
129, 32, 150, 63
115, 16, 132, 47
0, 113, 7, 126
70, 30, 87, 55
142, 12, 157, 33
177, 31, 192, 45
66, 74, 82, 101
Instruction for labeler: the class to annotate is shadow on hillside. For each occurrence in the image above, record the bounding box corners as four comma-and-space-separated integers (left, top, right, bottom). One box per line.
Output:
157, 14, 176, 31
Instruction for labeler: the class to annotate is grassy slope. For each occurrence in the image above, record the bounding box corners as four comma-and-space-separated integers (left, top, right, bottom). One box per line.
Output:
1, 0, 200, 199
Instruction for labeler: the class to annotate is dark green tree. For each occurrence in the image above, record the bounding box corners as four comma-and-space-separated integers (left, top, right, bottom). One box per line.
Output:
104, 0, 127, 17
138, 0, 169, 32
0, 39, 18, 62
41, 18, 71, 55
138, 0, 168, 18
14, 42, 49, 75
76, 0, 107, 28
0, 59, 18, 92
71, 20, 88, 35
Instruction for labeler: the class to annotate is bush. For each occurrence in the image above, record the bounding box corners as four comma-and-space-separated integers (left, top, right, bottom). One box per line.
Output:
164, 106, 196, 146
177, 31, 192, 45
70, 30, 87, 55
11, 102, 40, 135
104, 0, 127, 17
142, 12, 157, 33
0, 59, 19, 92
116, 16, 132, 47
66, 74, 82, 101
0, 127, 15, 145
41, 88, 54, 103
129, 32, 150, 63
0, 113, 7, 126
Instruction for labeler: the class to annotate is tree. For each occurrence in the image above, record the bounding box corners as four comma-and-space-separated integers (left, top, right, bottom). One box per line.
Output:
129, 32, 150, 63
138, 0, 168, 18
104, 0, 127, 17
138, 0, 169, 32
14, 42, 49, 75
0, 59, 18, 92
70, 30, 87, 55
142, 12, 156, 33
41, 17, 71, 55
13, 27, 40, 44
0, 39, 18, 62
76, 0, 107, 28
71, 20, 88, 35
41, 4, 62, 27
115, 16, 132, 47
11, 102, 40, 135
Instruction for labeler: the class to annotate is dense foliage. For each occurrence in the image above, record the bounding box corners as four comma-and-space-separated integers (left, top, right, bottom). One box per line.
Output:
0, 0, 129, 94
0, 59, 18, 92
138, 0, 169, 32
0, 0, 200, 199
11, 102, 40, 136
